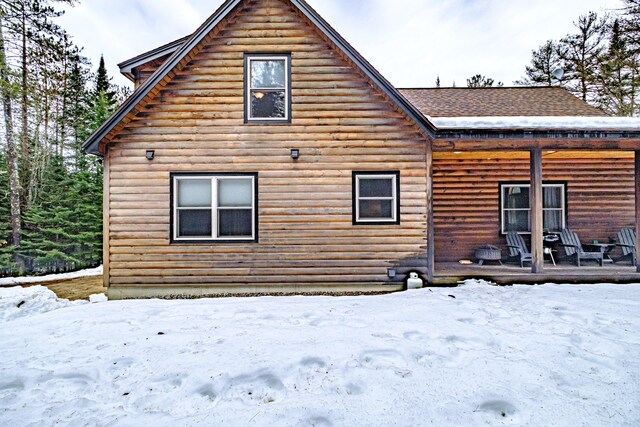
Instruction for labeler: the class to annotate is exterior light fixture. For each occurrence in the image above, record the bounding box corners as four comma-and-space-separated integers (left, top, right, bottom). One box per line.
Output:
387, 268, 397, 278
291, 149, 300, 160
146, 150, 155, 161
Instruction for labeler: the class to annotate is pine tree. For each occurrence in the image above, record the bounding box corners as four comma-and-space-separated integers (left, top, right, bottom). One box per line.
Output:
621, 0, 640, 116
94, 55, 115, 106
517, 40, 567, 86
597, 19, 637, 116
621, 0, 640, 53
18, 154, 78, 272
0, 150, 16, 273
559, 12, 608, 102
466, 74, 504, 88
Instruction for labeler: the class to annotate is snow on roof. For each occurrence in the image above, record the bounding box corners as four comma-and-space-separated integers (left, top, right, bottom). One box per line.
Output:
427, 115, 640, 131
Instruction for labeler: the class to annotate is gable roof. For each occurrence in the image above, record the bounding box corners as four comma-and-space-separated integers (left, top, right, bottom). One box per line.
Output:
399, 87, 606, 118
118, 35, 191, 82
83, 0, 435, 155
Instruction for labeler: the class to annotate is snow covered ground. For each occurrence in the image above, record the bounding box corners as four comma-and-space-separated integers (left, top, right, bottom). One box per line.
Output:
1, 281, 639, 426
0, 286, 88, 322
0, 266, 103, 286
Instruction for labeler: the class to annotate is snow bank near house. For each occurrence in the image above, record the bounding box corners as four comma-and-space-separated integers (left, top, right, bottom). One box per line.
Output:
1, 282, 639, 426
427, 115, 640, 131
0, 266, 103, 286
0, 286, 87, 322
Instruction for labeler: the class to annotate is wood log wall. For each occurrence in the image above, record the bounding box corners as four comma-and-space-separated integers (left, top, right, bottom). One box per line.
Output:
133, 54, 173, 89
106, 0, 429, 288
433, 153, 636, 262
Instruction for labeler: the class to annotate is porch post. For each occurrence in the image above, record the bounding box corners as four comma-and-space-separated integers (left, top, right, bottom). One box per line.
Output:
426, 140, 434, 284
636, 150, 640, 272
530, 147, 544, 273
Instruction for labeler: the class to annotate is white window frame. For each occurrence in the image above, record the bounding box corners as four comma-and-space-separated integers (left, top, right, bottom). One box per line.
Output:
500, 183, 566, 235
246, 55, 290, 122
173, 175, 256, 242
355, 174, 398, 223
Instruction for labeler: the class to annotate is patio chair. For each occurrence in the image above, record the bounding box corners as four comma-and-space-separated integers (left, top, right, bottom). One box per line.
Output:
506, 232, 532, 268
559, 229, 604, 267
615, 228, 637, 266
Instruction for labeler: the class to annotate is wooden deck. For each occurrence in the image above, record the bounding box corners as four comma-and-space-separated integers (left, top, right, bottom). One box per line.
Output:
434, 262, 640, 285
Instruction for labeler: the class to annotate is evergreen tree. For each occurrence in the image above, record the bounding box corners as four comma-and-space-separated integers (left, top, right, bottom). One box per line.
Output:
621, 0, 640, 116
466, 74, 504, 87
18, 154, 77, 272
559, 12, 608, 102
63, 52, 91, 170
93, 54, 115, 105
621, 0, 640, 53
596, 19, 638, 116
517, 40, 567, 86
0, 150, 15, 273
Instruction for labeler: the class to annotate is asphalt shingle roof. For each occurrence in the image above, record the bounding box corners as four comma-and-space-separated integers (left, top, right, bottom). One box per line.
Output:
399, 87, 607, 118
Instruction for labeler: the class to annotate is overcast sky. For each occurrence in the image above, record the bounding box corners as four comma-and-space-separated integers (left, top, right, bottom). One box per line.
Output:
58, 0, 622, 89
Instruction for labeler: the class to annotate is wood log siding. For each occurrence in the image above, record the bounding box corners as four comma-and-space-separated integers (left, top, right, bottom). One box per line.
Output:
433, 154, 636, 262
106, 0, 428, 288
132, 54, 172, 89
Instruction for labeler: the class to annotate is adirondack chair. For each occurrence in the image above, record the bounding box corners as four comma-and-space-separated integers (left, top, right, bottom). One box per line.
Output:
616, 228, 637, 266
506, 232, 532, 268
559, 229, 604, 267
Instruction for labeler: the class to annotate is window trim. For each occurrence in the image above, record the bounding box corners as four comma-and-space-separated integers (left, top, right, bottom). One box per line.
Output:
498, 181, 568, 235
244, 53, 292, 124
170, 172, 259, 244
352, 171, 401, 225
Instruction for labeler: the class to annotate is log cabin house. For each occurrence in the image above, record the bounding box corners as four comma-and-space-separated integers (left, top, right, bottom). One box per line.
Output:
83, 0, 640, 299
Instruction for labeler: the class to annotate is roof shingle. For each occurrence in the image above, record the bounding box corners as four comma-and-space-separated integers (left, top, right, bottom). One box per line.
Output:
399, 87, 607, 118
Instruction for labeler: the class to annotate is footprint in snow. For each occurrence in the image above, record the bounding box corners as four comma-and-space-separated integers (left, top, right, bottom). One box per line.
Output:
224, 371, 286, 404
300, 357, 326, 369
475, 400, 522, 424
0, 378, 25, 392
403, 330, 426, 341
371, 332, 395, 340
196, 383, 218, 401
299, 416, 333, 427
356, 349, 411, 378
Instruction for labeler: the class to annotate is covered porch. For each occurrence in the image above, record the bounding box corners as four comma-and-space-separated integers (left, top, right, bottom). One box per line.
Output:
423, 138, 640, 284
433, 263, 640, 285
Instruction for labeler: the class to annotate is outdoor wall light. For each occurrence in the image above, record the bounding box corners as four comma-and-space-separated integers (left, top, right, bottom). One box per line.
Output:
291, 149, 300, 160
146, 150, 155, 161
387, 268, 397, 278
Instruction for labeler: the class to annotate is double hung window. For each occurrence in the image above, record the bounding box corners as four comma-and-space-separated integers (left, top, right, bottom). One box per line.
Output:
245, 54, 290, 122
353, 172, 400, 224
173, 174, 257, 242
500, 182, 566, 234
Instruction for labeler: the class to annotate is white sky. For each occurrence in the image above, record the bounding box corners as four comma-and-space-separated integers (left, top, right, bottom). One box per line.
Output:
58, 0, 622, 90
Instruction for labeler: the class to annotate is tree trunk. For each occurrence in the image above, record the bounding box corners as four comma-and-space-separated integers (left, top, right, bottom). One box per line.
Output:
0, 14, 23, 260
20, 3, 29, 209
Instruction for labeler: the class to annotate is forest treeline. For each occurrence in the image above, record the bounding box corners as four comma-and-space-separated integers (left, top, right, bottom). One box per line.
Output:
0, 0, 639, 277
460, 1, 640, 117
516, 0, 640, 116
0, 0, 127, 276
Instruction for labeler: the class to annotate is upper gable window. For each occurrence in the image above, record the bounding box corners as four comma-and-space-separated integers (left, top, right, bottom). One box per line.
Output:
245, 54, 291, 123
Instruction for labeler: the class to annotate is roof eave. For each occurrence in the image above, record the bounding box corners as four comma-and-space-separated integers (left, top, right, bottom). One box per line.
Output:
434, 128, 640, 139
82, 0, 242, 155
117, 36, 189, 76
